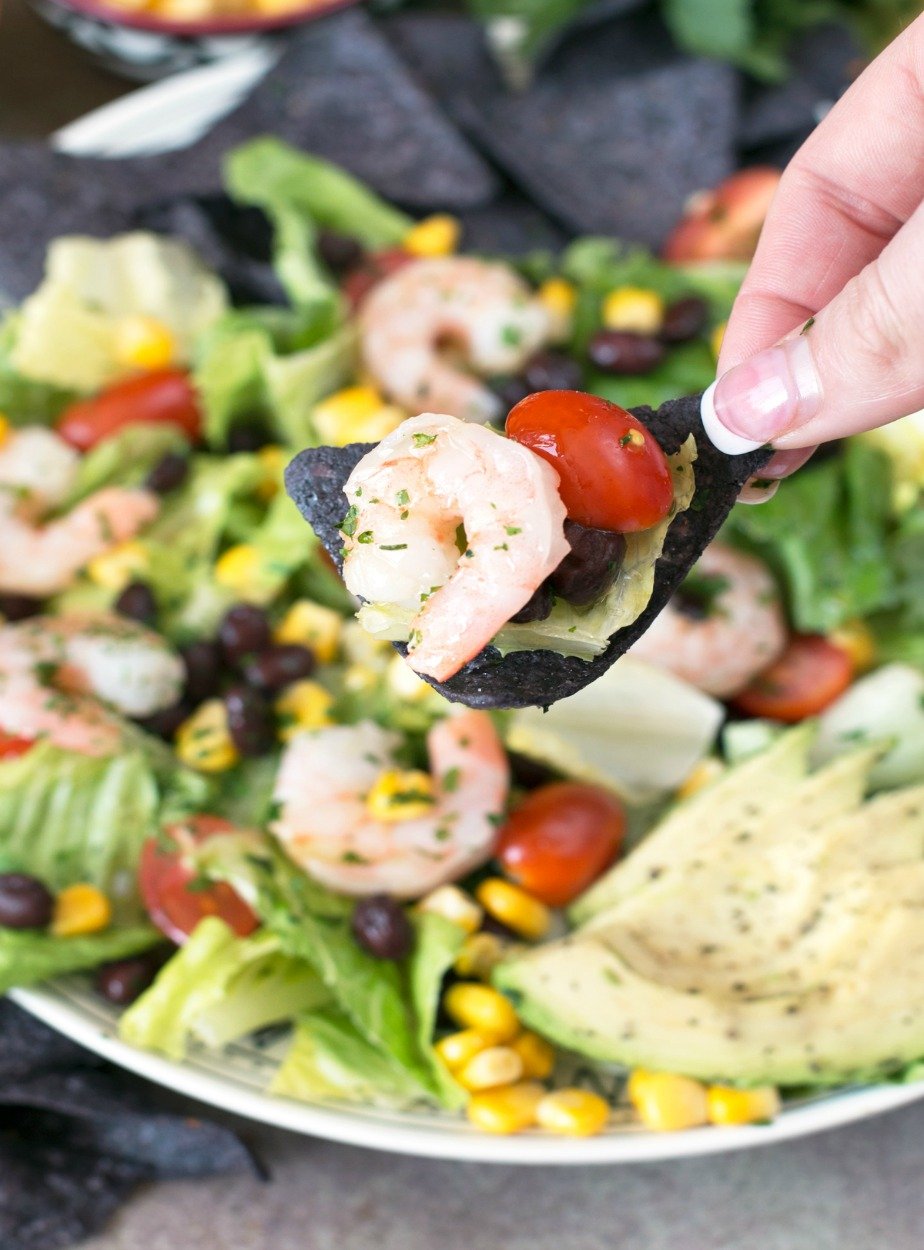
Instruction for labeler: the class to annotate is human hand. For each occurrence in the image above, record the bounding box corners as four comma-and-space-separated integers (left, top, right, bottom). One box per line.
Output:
701, 14, 924, 499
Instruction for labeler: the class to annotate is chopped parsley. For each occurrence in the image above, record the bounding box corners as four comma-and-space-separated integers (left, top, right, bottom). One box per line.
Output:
442, 766, 461, 793
412, 432, 437, 448
380, 543, 408, 551
340, 504, 359, 537
501, 325, 522, 347
396, 489, 410, 506
505, 525, 522, 536
357, 530, 374, 544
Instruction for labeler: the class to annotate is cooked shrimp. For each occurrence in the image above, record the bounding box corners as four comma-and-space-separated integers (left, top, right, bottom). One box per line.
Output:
272, 709, 509, 897
341, 413, 569, 682
0, 486, 159, 597
359, 257, 550, 423
0, 427, 80, 510
628, 543, 787, 697
0, 612, 184, 717
0, 672, 124, 757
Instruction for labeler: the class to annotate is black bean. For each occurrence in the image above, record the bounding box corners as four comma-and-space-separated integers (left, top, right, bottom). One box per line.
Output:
243, 644, 315, 693
550, 519, 626, 606
480, 913, 519, 942
0, 872, 54, 929
227, 417, 272, 454
180, 639, 224, 704
317, 228, 365, 277
522, 350, 584, 393
224, 684, 275, 757
95, 947, 171, 1006
136, 701, 190, 741
488, 375, 531, 413
509, 583, 554, 624
351, 895, 414, 961
115, 581, 158, 627
660, 295, 709, 344
144, 451, 189, 495
588, 330, 665, 375
219, 604, 271, 666
0, 594, 44, 622
508, 751, 561, 792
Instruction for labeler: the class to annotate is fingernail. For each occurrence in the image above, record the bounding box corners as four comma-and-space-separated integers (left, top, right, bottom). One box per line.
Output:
710, 336, 823, 445
738, 478, 780, 505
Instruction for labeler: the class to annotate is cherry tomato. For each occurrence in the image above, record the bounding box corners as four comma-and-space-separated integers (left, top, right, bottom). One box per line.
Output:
496, 782, 626, 908
0, 732, 34, 760
57, 370, 202, 452
733, 635, 854, 722
139, 814, 258, 944
506, 391, 674, 533
342, 248, 415, 310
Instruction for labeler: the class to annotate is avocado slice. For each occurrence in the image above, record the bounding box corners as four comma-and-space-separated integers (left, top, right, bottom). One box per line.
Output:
496, 740, 924, 1087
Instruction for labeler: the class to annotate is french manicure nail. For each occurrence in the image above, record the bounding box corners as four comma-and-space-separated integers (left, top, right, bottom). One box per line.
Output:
711, 335, 823, 444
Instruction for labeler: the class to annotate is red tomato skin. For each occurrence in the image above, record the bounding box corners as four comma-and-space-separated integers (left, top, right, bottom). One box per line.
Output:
496, 782, 626, 908
506, 391, 674, 533
57, 370, 202, 452
733, 635, 854, 723
662, 167, 782, 264
139, 815, 258, 944
0, 733, 35, 760
342, 248, 415, 310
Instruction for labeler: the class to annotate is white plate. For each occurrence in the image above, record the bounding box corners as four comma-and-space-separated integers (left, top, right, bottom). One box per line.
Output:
13, 67, 922, 1164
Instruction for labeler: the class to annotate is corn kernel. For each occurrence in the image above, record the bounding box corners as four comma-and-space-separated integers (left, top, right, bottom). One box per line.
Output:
113, 315, 176, 371
386, 655, 433, 703
404, 214, 461, 258
710, 320, 727, 359
458, 1046, 524, 1092
0, 415, 10, 448
52, 883, 112, 937
511, 1031, 556, 1080
314, 386, 404, 447
214, 544, 265, 601
454, 931, 507, 981
343, 662, 380, 694
366, 769, 435, 822
537, 278, 577, 342
475, 877, 551, 942
677, 757, 725, 800
466, 1081, 544, 1135
275, 601, 343, 664
256, 445, 285, 500
87, 540, 149, 591
536, 1088, 610, 1137
829, 620, 876, 674
707, 1085, 780, 1127
419, 884, 483, 934
601, 286, 664, 335
443, 983, 520, 1042
627, 1070, 709, 1132
435, 1028, 491, 1072
175, 699, 239, 773
275, 680, 334, 742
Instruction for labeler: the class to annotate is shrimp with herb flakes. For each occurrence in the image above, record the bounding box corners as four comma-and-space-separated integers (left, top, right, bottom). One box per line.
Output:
0, 425, 159, 597
0, 612, 184, 718
341, 413, 570, 683
358, 257, 550, 424
272, 710, 508, 897
628, 543, 787, 697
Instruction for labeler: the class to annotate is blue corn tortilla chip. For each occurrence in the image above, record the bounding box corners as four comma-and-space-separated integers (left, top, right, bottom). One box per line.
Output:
285, 393, 771, 709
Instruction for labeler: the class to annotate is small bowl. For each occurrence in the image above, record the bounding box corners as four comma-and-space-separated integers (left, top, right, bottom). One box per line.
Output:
28, 0, 358, 81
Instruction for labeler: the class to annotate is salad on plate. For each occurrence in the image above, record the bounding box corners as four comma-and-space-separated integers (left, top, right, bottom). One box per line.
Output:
0, 139, 922, 1142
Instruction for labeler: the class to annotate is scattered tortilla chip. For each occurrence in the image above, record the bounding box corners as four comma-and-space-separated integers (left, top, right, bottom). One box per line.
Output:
387, 10, 737, 248
285, 393, 771, 709
0, 1002, 260, 1250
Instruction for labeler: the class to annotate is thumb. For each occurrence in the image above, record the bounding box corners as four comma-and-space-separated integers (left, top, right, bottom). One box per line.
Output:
702, 201, 924, 454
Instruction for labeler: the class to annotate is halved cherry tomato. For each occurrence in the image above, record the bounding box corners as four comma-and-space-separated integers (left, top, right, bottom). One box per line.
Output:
733, 635, 854, 723
496, 782, 626, 908
139, 814, 258, 944
506, 391, 674, 533
0, 732, 35, 760
57, 369, 202, 452
342, 248, 415, 310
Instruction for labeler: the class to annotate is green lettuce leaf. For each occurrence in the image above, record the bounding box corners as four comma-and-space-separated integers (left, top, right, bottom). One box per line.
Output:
0, 924, 160, 994
119, 917, 327, 1059
0, 316, 76, 424
59, 422, 189, 508
0, 741, 203, 920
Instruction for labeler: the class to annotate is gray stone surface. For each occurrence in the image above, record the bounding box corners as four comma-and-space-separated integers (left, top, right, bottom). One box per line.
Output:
80, 1100, 924, 1249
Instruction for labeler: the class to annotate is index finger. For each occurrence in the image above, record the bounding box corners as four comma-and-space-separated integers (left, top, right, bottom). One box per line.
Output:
719, 14, 924, 373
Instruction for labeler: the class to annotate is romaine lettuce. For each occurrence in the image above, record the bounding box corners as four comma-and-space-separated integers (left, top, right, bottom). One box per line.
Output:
0, 924, 160, 994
